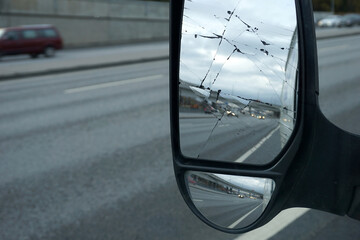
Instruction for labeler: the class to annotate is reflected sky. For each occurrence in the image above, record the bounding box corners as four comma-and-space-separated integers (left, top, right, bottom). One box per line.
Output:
180, 0, 297, 105
214, 173, 268, 193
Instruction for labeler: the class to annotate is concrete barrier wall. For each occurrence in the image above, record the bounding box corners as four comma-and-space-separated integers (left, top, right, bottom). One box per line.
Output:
0, 0, 169, 48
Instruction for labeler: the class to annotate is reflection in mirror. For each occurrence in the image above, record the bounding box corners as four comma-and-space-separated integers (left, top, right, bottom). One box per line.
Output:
179, 0, 299, 165
185, 171, 275, 229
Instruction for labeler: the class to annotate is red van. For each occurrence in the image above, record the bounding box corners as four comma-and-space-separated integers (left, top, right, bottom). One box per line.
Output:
0, 24, 63, 59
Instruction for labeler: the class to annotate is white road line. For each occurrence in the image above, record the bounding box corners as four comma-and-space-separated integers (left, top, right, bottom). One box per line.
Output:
192, 199, 203, 202
64, 74, 163, 94
228, 203, 263, 229
235, 126, 280, 163
234, 208, 310, 240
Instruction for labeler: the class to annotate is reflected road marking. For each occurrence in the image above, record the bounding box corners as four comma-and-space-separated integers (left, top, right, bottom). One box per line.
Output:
235, 125, 280, 163
228, 202, 263, 229
64, 74, 162, 94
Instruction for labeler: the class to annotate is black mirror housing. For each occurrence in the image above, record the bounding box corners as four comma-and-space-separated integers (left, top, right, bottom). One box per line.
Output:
170, 0, 360, 233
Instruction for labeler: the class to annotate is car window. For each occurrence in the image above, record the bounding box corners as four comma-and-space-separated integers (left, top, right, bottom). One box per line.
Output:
22, 30, 38, 39
3, 31, 19, 40
42, 29, 58, 38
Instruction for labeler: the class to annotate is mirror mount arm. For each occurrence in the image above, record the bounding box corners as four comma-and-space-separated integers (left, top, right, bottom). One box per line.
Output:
282, 110, 360, 216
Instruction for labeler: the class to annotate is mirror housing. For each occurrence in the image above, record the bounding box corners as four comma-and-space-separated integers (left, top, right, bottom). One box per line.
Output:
170, 0, 360, 234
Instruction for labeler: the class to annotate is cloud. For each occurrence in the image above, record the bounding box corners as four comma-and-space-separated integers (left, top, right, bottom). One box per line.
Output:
180, 0, 298, 105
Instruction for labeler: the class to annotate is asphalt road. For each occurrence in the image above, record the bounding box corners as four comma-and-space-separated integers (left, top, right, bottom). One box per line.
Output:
317, 34, 360, 135
0, 59, 236, 240
0, 33, 360, 240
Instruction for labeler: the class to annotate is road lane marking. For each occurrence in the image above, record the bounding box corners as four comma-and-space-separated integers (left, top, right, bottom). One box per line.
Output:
193, 199, 203, 202
235, 126, 280, 163
228, 203, 263, 229
234, 208, 309, 240
64, 74, 163, 94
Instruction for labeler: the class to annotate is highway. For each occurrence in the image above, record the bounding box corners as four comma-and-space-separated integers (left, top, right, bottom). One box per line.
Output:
0, 33, 359, 240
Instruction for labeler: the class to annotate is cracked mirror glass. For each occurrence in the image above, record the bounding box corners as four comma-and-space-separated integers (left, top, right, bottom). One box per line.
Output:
179, 0, 298, 164
185, 171, 275, 229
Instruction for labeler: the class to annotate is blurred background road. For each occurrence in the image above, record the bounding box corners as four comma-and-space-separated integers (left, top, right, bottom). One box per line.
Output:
0, 42, 168, 80
0, 31, 360, 240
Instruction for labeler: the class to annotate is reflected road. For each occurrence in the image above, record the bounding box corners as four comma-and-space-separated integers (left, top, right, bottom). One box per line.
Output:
190, 186, 264, 228
180, 114, 281, 164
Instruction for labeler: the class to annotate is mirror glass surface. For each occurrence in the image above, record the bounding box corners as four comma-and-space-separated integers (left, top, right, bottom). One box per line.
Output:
179, 0, 299, 164
185, 171, 275, 229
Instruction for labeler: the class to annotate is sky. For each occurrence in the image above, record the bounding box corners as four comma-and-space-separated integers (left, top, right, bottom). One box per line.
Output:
180, 0, 298, 105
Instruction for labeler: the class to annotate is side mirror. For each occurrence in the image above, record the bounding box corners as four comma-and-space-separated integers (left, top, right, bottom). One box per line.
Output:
170, 0, 360, 234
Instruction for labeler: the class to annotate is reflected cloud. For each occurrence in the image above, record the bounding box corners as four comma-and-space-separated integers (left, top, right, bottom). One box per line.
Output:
181, 0, 297, 104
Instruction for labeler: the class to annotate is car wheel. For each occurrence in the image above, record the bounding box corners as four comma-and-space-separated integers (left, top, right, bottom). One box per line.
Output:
44, 46, 55, 58
30, 53, 39, 59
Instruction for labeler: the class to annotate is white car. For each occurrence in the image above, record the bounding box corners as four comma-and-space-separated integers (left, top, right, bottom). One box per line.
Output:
318, 15, 343, 27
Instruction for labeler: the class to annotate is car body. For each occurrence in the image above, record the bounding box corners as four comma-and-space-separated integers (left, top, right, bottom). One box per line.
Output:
317, 15, 342, 27
339, 14, 360, 27
0, 24, 63, 58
